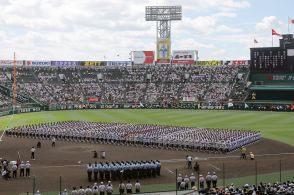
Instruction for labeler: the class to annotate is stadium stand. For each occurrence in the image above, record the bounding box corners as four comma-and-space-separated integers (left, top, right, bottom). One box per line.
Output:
0, 64, 246, 108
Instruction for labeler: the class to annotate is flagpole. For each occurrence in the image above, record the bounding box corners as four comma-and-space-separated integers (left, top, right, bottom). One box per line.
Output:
272, 35, 273, 47
288, 16, 290, 34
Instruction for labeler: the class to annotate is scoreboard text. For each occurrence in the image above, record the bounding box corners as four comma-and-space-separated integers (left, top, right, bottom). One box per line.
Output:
250, 47, 288, 72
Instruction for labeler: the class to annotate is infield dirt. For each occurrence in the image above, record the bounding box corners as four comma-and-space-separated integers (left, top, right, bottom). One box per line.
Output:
1, 136, 294, 195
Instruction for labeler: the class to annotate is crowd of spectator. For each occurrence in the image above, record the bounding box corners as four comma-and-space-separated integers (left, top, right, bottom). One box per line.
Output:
199, 181, 294, 195
0, 64, 245, 107
5, 121, 261, 153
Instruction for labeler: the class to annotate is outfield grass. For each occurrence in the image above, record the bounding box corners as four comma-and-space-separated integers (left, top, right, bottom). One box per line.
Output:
0, 109, 293, 146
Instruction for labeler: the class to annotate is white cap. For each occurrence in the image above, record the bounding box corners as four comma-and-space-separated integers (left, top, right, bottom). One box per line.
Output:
101, 182, 103, 184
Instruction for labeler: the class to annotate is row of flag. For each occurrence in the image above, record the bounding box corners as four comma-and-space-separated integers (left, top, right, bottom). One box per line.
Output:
253, 17, 294, 45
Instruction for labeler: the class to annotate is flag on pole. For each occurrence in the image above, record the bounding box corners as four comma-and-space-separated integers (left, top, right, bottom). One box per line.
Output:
272, 29, 282, 37
289, 17, 294, 24
254, 38, 258, 44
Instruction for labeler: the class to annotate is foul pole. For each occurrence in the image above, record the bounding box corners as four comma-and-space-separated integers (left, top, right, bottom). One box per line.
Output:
0, 52, 17, 142
13, 52, 17, 106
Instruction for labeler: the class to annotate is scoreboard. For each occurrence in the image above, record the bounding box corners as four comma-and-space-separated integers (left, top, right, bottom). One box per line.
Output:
250, 47, 288, 73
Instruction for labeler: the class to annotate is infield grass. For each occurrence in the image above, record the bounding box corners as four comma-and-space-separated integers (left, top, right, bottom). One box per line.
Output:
0, 109, 293, 146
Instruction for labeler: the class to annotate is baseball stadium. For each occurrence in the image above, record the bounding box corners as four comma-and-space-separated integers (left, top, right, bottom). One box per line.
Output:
1, 1, 294, 195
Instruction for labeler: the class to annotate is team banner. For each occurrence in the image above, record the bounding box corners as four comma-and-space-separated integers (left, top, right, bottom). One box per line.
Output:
51, 61, 80, 66
133, 51, 154, 64
0, 60, 24, 66
157, 38, 171, 63
81, 61, 105, 67
25, 61, 51, 66
172, 50, 197, 64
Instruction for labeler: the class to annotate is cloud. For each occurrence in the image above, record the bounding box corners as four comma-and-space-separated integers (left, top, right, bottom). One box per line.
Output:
0, 0, 252, 60
211, 49, 227, 57
255, 16, 283, 32
173, 38, 215, 50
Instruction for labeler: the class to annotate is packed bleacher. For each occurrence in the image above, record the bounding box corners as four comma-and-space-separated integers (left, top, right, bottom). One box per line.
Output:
5, 121, 261, 153
0, 64, 246, 107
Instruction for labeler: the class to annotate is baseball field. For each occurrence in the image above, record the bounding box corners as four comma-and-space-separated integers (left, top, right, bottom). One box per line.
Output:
1, 109, 294, 145
0, 109, 294, 195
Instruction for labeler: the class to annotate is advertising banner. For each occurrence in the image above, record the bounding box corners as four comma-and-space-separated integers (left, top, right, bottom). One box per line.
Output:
196, 60, 249, 66
223, 60, 249, 66
51, 61, 80, 66
197, 60, 222, 66
182, 97, 196, 102
172, 50, 197, 64
106, 61, 132, 66
133, 51, 154, 64
25, 61, 51, 66
88, 96, 101, 103
157, 38, 171, 63
0, 60, 24, 66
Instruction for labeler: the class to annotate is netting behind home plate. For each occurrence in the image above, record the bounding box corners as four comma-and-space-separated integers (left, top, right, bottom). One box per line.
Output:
5, 121, 261, 153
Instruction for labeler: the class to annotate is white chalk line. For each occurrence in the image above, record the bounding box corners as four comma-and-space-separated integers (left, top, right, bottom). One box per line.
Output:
31, 152, 294, 170
164, 167, 174, 174
0, 112, 14, 141
208, 163, 221, 171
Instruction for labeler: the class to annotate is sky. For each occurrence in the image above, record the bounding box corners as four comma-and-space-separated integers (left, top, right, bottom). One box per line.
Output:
0, 0, 293, 61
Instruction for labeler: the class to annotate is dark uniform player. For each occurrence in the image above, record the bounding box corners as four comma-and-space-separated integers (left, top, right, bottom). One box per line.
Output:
51, 137, 56, 147
12, 163, 18, 178
37, 141, 41, 149
93, 162, 98, 181
118, 181, 125, 195
212, 172, 218, 188
187, 155, 192, 169
194, 161, 199, 172
93, 151, 98, 158
199, 174, 205, 189
240, 146, 246, 159
19, 161, 25, 177
190, 173, 196, 188
87, 163, 93, 182
205, 172, 212, 189
126, 181, 132, 194
25, 161, 31, 177
30, 147, 36, 160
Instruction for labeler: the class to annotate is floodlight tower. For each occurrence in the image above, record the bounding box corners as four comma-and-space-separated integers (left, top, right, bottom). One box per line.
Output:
145, 6, 182, 63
